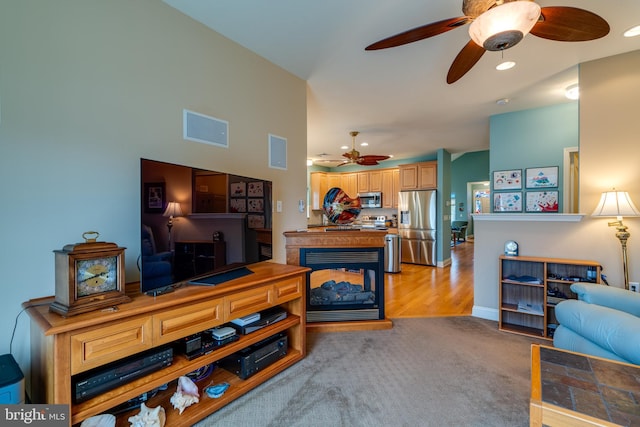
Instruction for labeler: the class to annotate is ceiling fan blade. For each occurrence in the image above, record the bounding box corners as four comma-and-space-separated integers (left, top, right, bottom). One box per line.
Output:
357, 159, 382, 166
360, 155, 390, 162
365, 17, 471, 51
446, 40, 486, 84
530, 7, 609, 42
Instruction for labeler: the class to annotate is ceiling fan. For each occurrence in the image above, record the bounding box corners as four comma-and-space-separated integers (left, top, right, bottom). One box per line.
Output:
365, 0, 610, 84
338, 131, 390, 166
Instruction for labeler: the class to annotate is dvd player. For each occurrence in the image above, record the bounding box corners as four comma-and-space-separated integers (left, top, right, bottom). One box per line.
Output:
73, 346, 173, 403
229, 307, 287, 335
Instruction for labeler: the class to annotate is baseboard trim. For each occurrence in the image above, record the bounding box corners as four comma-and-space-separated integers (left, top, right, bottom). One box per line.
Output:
472, 306, 498, 321
438, 258, 452, 268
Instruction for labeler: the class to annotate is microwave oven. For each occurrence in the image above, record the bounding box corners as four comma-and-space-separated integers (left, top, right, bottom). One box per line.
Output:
359, 192, 382, 209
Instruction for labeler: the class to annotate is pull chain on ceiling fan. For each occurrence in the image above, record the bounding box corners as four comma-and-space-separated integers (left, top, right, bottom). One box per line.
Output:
339, 131, 390, 166
365, 0, 610, 84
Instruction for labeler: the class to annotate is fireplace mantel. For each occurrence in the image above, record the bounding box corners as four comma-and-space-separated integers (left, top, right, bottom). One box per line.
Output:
283, 229, 386, 265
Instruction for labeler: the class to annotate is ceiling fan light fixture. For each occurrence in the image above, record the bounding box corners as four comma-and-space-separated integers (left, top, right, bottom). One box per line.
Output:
469, 1, 541, 51
496, 60, 516, 70
623, 25, 640, 38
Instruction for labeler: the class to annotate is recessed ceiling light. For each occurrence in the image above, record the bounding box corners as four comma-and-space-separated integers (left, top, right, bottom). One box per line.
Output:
565, 83, 579, 100
496, 98, 510, 106
624, 25, 640, 38
496, 61, 516, 71
340, 145, 349, 150
360, 142, 369, 147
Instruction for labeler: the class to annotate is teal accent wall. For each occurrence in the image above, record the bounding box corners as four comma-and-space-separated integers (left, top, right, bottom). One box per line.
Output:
438, 149, 452, 263
489, 102, 579, 212
451, 150, 490, 221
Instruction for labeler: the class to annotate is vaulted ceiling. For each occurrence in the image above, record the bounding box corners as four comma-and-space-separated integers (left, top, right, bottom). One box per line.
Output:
164, 0, 640, 166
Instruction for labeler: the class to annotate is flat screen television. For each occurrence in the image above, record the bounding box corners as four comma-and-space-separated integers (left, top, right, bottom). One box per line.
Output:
140, 158, 272, 295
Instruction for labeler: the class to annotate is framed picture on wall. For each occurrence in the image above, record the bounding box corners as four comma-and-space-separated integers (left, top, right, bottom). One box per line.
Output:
493, 170, 522, 190
493, 192, 522, 212
526, 191, 559, 212
230, 182, 246, 197
248, 182, 264, 197
229, 198, 246, 213
248, 198, 264, 213
144, 182, 165, 213
525, 166, 558, 189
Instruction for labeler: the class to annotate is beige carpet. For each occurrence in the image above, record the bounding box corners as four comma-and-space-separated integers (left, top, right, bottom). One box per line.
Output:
194, 316, 546, 427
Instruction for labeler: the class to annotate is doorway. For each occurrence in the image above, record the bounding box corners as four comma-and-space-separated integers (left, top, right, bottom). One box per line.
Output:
466, 181, 490, 239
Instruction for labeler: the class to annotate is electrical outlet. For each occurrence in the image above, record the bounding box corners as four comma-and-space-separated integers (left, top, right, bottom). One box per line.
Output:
630, 282, 640, 292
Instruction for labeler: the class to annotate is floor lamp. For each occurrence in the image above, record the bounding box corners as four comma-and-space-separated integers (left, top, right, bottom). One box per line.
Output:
592, 190, 640, 290
163, 201, 183, 251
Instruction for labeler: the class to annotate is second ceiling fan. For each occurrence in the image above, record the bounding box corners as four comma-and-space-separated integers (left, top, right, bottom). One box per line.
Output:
339, 131, 390, 166
365, 0, 610, 84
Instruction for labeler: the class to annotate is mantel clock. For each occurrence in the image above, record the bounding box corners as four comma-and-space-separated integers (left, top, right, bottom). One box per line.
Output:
50, 231, 130, 317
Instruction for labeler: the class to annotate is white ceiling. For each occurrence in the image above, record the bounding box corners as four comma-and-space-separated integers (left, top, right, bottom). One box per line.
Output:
163, 0, 640, 166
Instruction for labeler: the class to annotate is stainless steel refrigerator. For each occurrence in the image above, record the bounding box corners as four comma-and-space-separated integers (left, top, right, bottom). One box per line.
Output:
397, 190, 436, 266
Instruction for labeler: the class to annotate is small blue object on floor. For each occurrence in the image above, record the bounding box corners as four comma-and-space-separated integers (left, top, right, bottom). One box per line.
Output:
205, 382, 230, 398
0, 354, 25, 404
189, 267, 253, 286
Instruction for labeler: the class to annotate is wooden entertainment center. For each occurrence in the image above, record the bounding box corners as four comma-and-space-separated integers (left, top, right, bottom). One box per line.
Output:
23, 262, 308, 426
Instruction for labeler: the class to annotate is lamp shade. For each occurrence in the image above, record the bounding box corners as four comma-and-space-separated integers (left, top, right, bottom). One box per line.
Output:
468, 1, 541, 51
163, 201, 183, 217
592, 191, 640, 218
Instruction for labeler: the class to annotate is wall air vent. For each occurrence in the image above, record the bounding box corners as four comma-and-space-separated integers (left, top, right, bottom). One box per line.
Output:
269, 133, 287, 170
183, 109, 228, 148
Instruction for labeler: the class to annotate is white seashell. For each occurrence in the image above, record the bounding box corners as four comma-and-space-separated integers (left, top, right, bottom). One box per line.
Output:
80, 414, 116, 427
177, 375, 200, 397
127, 403, 166, 427
170, 376, 200, 414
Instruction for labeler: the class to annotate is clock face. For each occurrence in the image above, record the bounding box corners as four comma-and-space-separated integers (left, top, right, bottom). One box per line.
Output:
504, 240, 518, 256
76, 256, 118, 297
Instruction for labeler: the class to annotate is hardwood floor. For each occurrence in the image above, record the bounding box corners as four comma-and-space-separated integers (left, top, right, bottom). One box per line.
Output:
385, 240, 474, 318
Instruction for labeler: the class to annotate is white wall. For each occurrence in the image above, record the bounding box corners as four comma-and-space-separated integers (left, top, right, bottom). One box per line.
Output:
0, 1, 307, 371
473, 50, 640, 319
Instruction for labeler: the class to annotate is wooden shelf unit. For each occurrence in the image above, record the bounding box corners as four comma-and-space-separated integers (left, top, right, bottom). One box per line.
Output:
499, 255, 601, 339
24, 262, 308, 426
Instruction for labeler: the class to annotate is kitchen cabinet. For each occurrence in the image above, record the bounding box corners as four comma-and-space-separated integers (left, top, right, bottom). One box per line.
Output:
314, 169, 397, 208
382, 169, 399, 209
341, 173, 357, 197
399, 161, 437, 190
327, 173, 341, 190
310, 172, 328, 210
369, 170, 382, 192
357, 172, 370, 194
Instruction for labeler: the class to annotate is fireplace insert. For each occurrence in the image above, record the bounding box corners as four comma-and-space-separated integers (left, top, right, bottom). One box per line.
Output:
300, 247, 384, 322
